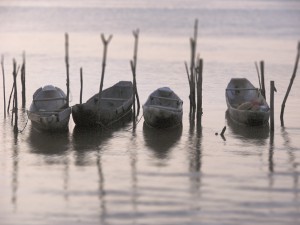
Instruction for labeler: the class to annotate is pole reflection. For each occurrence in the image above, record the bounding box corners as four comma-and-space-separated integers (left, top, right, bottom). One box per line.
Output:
96, 148, 107, 224
281, 127, 299, 205
188, 119, 202, 216
63, 149, 70, 203
129, 129, 138, 224
12, 131, 19, 212
268, 130, 274, 195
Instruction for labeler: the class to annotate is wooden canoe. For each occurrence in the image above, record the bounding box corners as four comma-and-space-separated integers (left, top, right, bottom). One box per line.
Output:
225, 78, 269, 126
27, 85, 71, 131
72, 81, 133, 127
143, 87, 183, 128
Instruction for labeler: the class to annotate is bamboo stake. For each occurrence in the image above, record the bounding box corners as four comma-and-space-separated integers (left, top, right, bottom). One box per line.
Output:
130, 60, 136, 118
65, 33, 70, 108
254, 61, 262, 90
7, 85, 14, 115
13, 59, 18, 133
190, 37, 196, 113
270, 81, 276, 132
196, 58, 203, 123
11, 95, 14, 126
1, 55, 6, 118
97, 34, 113, 122
132, 29, 139, 68
185, 61, 191, 87
280, 42, 300, 127
21, 51, 26, 108
80, 67, 83, 104
7, 66, 20, 114
260, 61, 266, 99
132, 29, 140, 117
186, 19, 198, 117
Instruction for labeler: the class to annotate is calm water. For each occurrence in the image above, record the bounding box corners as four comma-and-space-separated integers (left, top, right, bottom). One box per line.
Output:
1, 0, 300, 224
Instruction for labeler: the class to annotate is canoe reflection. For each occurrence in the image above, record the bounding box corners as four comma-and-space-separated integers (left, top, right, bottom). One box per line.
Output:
72, 111, 132, 151
143, 122, 182, 159
225, 110, 269, 140
28, 127, 70, 155
72, 126, 112, 151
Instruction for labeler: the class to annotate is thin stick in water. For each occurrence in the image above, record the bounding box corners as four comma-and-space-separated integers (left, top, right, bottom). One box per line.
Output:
132, 29, 140, 117
7, 66, 20, 114
21, 51, 26, 108
254, 61, 261, 90
188, 19, 198, 117
1, 55, 6, 118
65, 33, 70, 108
97, 34, 113, 122
280, 41, 300, 127
220, 126, 226, 136
13, 59, 18, 133
260, 61, 266, 99
80, 67, 83, 104
130, 60, 136, 118
196, 58, 203, 123
270, 81, 276, 131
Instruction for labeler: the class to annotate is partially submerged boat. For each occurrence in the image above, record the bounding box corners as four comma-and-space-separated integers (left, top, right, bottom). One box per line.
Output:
143, 87, 183, 128
225, 78, 270, 126
27, 85, 71, 131
72, 81, 133, 127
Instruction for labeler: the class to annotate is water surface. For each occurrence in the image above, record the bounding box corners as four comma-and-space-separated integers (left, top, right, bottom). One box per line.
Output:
0, 0, 300, 224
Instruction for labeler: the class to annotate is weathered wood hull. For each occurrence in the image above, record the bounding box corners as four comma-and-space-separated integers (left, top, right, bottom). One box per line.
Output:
28, 107, 71, 131
226, 78, 270, 126
72, 103, 133, 127
143, 105, 182, 128
72, 81, 133, 127
226, 103, 269, 126
143, 87, 183, 128
28, 85, 71, 132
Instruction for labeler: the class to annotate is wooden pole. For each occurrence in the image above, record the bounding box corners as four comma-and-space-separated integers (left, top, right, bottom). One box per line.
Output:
196, 58, 203, 123
270, 81, 276, 132
13, 59, 18, 133
254, 61, 262, 90
1, 55, 6, 118
97, 34, 113, 122
130, 61, 136, 118
7, 85, 14, 115
190, 46, 196, 111
98, 34, 113, 100
132, 29, 139, 68
11, 95, 14, 125
65, 33, 70, 108
21, 51, 26, 108
7, 66, 20, 114
260, 61, 266, 100
80, 67, 83, 104
187, 19, 198, 117
132, 29, 140, 117
280, 41, 300, 127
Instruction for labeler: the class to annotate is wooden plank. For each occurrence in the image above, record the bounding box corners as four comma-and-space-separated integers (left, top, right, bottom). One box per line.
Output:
226, 88, 258, 91
151, 95, 182, 102
33, 97, 66, 102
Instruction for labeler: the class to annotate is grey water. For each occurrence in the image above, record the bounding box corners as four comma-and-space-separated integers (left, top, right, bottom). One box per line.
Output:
0, 0, 300, 224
